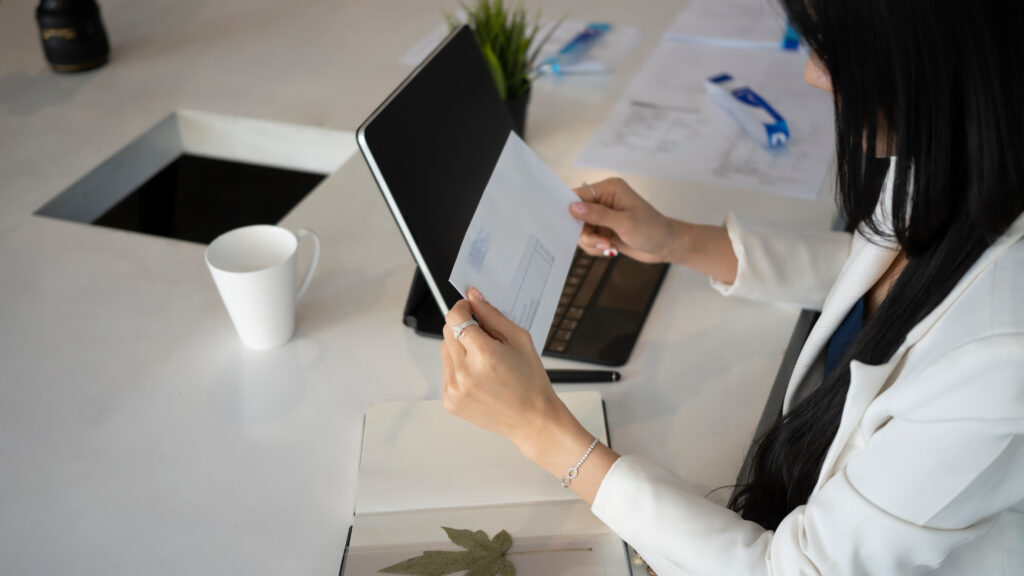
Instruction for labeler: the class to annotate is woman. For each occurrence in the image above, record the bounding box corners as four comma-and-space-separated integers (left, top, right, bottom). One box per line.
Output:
440, 0, 1024, 573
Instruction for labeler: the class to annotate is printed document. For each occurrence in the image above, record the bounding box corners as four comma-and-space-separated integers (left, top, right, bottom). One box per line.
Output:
664, 0, 789, 50
450, 133, 582, 353
576, 41, 834, 199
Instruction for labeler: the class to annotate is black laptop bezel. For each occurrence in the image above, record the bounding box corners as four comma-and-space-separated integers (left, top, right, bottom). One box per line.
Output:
357, 25, 511, 318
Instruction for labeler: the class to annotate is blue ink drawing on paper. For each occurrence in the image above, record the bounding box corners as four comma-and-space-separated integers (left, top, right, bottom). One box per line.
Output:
502, 234, 554, 331
469, 229, 490, 272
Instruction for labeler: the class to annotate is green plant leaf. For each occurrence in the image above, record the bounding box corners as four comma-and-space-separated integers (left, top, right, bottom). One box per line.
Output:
481, 44, 507, 100
459, 0, 564, 99
379, 527, 516, 576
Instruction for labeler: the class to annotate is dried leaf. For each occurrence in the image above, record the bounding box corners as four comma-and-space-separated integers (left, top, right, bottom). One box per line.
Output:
441, 527, 492, 552
464, 557, 514, 576
379, 527, 516, 576
379, 551, 471, 576
489, 530, 512, 554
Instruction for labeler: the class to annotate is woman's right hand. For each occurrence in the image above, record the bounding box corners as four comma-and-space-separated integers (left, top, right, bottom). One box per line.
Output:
570, 177, 681, 264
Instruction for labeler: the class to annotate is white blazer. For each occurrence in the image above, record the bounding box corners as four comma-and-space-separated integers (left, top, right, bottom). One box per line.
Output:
592, 166, 1024, 575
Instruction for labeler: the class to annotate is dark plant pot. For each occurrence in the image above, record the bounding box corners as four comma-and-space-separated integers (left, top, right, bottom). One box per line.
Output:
506, 86, 531, 139
36, 0, 110, 73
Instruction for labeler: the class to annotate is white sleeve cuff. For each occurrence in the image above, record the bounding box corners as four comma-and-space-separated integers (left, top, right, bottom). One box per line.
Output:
706, 211, 853, 310
709, 211, 749, 297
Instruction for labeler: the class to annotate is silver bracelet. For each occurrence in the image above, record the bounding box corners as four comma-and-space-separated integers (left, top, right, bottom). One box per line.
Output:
562, 437, 600, 488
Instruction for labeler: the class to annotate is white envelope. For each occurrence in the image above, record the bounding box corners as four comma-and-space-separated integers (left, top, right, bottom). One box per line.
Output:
449, 132, 583, 353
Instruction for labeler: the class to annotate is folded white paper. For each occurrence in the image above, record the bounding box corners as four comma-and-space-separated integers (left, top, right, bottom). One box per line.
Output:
450, 132, 583, 353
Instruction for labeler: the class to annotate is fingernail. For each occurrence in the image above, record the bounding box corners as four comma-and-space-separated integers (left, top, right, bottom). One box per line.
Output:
603, 248, 619, 258
469, 287, 486, 302
596, 242, 610, 251
571, 202, 587, 215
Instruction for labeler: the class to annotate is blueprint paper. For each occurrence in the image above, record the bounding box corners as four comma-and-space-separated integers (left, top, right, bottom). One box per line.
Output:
450, 132, 582, 353
576, 41, 835, 199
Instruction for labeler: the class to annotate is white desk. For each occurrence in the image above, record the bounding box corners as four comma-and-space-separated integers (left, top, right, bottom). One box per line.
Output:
0, 0, 836, 574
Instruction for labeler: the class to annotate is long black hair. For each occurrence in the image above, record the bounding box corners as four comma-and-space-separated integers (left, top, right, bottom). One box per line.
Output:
728, 1, 1024, 530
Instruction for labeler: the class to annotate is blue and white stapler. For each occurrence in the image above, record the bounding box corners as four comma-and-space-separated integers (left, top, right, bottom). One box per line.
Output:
705, 73, 790, 148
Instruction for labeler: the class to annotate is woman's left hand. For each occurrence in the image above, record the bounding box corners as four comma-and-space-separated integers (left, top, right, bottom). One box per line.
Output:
440, 288, 564, 450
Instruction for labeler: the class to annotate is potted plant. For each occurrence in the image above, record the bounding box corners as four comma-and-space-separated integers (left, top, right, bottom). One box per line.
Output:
448, 0, 560, 137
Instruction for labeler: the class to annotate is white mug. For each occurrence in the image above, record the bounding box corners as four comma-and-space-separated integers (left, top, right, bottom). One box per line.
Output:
205, 225, 320, 350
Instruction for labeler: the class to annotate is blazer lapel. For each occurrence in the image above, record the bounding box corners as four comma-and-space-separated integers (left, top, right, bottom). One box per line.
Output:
813, 357, 901, 491
812, 211, 1024, 490
784, 159, 901, 412
783, 239, 898, 412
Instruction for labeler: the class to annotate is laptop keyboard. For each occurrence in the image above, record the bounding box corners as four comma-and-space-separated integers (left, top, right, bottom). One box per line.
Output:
544, 249, 611, 354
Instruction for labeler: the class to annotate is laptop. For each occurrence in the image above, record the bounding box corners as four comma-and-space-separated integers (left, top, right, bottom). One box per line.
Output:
357, 25, 667, 366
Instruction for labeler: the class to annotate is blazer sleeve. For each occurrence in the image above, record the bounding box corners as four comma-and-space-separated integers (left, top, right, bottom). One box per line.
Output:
709, 212, 852, 310
591, 335, 1024, 576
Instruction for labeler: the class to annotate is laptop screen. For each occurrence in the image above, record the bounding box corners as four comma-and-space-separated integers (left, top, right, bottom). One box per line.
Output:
357, 26, 514, 314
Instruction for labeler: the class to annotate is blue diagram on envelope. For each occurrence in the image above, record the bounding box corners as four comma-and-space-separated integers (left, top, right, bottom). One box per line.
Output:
468, 229, 491, 272
501, 234, 554, 331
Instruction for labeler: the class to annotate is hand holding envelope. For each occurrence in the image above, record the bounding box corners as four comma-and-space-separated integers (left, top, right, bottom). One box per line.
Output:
449, 132, 584, 354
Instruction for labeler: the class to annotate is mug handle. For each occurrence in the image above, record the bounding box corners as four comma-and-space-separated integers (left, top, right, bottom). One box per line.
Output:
295, 228, 320, 302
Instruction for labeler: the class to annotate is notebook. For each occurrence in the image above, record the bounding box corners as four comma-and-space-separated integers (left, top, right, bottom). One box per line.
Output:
340, 391, 632, 575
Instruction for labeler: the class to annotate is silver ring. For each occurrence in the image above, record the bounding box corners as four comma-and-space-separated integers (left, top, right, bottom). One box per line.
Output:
452, 318, 479, 342
583, 181, 597, 201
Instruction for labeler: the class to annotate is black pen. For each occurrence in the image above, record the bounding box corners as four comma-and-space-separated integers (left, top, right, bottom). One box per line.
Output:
546, 369, 621, 383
